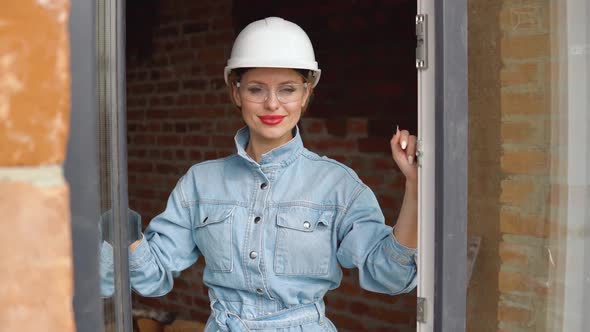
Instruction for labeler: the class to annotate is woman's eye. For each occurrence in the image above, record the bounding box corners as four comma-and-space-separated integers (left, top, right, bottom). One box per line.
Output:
279, 86, 296, 94
247, 87, 264, 94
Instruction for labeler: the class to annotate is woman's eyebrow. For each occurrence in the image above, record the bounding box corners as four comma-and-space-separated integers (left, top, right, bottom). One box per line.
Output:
244, 80, 301, 85
245, 80, 267, 85
278, 80, 300, 84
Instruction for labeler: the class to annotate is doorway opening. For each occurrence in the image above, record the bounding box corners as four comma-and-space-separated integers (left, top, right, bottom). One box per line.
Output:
124, 1, 418, 331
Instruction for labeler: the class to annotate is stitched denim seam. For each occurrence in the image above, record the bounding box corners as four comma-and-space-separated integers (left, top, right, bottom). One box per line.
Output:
184, 199, 249, 208
195, 206, 235, 273
335, 183, 367, 237
300, 150, 365, 186
272, 201, 345, 210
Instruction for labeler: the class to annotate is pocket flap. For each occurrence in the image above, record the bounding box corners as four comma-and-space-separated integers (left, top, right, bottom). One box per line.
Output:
195, 205, 235, 228
277, 207, 333, 232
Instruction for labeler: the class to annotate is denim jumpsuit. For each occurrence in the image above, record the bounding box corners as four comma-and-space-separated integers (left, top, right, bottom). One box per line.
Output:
125, 126, 417, 331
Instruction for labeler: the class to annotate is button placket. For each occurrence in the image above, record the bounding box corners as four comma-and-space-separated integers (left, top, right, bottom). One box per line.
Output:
245, 172, 271, 298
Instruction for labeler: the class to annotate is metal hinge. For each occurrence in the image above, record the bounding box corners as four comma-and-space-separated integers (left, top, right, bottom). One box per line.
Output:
417, 297, 427, 323
415, 139, 423, 168
416, 14, 428, 69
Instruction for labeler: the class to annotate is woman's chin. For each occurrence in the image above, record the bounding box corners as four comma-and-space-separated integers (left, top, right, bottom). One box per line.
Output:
252, 125, 293, 142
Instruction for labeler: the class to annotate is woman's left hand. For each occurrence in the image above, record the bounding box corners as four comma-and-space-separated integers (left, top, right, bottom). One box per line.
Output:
390, 126, 418, 183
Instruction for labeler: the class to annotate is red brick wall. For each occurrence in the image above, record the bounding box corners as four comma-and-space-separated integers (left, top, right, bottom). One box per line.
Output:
467, 1, 557, 331
126, 1, 417, 330
0, 1, 74, 331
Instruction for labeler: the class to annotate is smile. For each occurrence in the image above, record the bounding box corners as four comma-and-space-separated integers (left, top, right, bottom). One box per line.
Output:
258, 115, 286, 125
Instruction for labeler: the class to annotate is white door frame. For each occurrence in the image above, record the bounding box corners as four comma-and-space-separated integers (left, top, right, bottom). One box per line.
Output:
417, 1, 468, 331
416, 0, 435, 331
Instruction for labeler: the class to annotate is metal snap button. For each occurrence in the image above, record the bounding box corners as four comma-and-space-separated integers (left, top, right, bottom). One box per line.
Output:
260, 182, 268, 190
303, 221, 311, 229
256, 288, 263, 294
249, 251, 258, 259
254, 216, 261, 224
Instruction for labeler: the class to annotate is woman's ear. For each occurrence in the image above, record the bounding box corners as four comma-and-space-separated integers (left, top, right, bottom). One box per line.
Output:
302, 85, 313, 108
231, 83, 242, 107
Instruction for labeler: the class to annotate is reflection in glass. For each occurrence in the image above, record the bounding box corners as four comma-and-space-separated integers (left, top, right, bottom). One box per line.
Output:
99, 209, 142, 297
467, 1, 589, 331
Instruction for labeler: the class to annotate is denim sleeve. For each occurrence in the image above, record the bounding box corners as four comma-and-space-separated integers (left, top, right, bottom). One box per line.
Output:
336, 186, 417, 295
128, 176, 200, 297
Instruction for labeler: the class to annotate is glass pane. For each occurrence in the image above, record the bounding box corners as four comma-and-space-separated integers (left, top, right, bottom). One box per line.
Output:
96, 0, 116, 329
467, 0, 589, 331
97, 0, 134, 330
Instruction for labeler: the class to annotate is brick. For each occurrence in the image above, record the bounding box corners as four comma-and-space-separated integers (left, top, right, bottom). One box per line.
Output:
337, 280, 360, 296
372, 157, 394, 170
310, 138, 356, 152
0, 181, 73, 332
501, 150, 548, 174
157, 135, 182, 146
183, 22, 208, 34
500, 63, 538, 87
499, 242, 528, 266
197, 47, 227, 63
157, 81, 180, 93
501, 92, 548, 115
359, 174, 384, 187
499, 270, 529, 293
183, 135, 210, 146
498, 270, 548, 296
328, 312, 365, 331
501, 34, 550, 59
358, 137, 390, 154
170, 51, 195, 64
500, 207, 549, 237
128, 160, 154, 172
0, 1, 70, 165
182, 79, 207, 90
500, 179, 534, 205
498, 304, 531, 323
347, 118, 368, 136
500, 121, 539, 143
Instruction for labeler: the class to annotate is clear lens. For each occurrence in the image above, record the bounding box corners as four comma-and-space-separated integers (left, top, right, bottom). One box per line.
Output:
238, 83, 307, 104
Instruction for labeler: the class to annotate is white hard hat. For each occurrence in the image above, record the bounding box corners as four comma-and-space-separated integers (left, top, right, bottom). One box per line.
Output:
224, 17, 321, 87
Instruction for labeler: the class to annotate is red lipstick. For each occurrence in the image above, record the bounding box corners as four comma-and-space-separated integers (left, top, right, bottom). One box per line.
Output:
258, 115, 286, 125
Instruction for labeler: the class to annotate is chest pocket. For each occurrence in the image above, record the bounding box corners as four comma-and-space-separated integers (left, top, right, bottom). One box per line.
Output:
274, 206, 335, 275
193, 205, 235, 272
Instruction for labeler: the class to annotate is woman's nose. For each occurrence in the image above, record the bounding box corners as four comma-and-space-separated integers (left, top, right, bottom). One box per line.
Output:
264, 91, 281, 110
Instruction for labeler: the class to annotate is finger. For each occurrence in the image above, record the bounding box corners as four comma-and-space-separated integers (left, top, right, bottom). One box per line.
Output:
400, 130, 410, 150
406, 135, 418, 165
390, 126, 403, 158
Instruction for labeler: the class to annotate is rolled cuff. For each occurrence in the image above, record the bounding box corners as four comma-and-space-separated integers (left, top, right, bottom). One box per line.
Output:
128, 236, 151, 270
387, 232, 417, 266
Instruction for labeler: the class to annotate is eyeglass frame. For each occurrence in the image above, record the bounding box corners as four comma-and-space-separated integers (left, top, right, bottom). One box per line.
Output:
234, 81, 309, 104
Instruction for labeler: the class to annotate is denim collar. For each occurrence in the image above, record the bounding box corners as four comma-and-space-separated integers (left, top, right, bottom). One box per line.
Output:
234, 125, 303, 168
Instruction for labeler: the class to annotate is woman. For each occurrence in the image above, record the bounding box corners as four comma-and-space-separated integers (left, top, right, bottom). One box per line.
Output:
127, 17, 418, 331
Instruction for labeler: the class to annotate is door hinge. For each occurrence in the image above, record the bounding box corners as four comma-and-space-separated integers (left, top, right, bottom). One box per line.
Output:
417, 297, 427, 323
415, 139, 423, 168
416, 14, 428, 69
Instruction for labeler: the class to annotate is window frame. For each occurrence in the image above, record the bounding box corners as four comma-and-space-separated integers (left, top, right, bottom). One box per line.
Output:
66, 0, 103, 331
433, 0, 468, 331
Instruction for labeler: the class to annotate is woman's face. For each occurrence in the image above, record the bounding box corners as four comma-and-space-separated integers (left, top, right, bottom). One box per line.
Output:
233, 67, 310, 146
